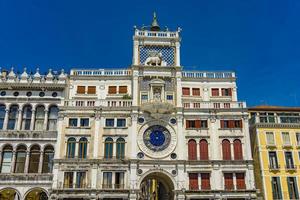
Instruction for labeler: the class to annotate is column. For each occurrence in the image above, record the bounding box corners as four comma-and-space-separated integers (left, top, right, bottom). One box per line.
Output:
54, 112, 65, 159
2, 109, 9, 130
132, 70, 139, 106
233, 173, 237, 190
38, 151, 44, 173
198, 173, 201, 190
130, 113, 138, 158
196, 140, 200, 160
43, 109, 49, 130
232, 86, 238, 101
243, 116, 252, 160
210, 117, 219, 160
17, 109, 22, 130
133, 40, 139, 65
10, 151, 16, 173
175, 73, 182, 107
24, 151, 30, 173
93, 112, 101, 158
73, 171, 77, 188
91, 164, 98, 189
177, 114, 185, 159
175, 42, 181, 66
30, 109, 36, 130
230, 140, 234, 160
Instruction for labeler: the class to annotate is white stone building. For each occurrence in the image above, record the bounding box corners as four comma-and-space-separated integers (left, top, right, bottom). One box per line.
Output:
50, 15, 257, 200
0, 68, 67, 199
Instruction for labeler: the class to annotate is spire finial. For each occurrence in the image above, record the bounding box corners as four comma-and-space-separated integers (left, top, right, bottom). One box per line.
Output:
151, 12, 160, 31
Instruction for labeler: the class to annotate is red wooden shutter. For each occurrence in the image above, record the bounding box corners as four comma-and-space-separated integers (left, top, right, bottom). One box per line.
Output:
239, 120, 243, 128
108, 86, 117, 94
195, 120, 201, 128
222, 140, 231, 160
192, 88, 200, 96
182, 87, 190, 95
201, 173, 210, 190
236, 173, 246, 189
212, 88, 219, 96
229, 88, 232, 96
189, 173, 199, 190
229, 120, 235, 128
87, 86, 96, 94
221, 88, 225, 96
188, 140, 197, 160
199, 139, 209, 160
119, 86, 128, 94
186, 120, 191, 129
233, 139, 243, 160
224, 173, 234, 190
77, 86, 85, 94
220, 120, 225, 128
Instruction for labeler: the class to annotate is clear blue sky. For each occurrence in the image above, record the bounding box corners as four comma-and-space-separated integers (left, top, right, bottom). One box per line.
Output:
0, 0, 299, 107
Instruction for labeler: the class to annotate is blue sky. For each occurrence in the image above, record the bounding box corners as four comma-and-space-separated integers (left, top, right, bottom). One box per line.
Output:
0, 0, 299, 106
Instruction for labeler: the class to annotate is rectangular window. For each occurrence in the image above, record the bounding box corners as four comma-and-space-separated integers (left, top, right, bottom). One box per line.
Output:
282, 132, 291, 145
119, 86, 128, 94
221, 88, 232, 96
115, 172, 125, 189
224, 103, 231, 108
167, 95, 173, 100
76, 172, 86, 188
77, 86, 85, 94
103, 172, 112, 188
193, 103, 201, 108
211, 88, 219, 96
189, 173, 199, 190
287, 177, 299, 199
285, 152, 294, 169
64, 172, 74, 188
224, 173, 234, 190
117, 119, 126, 127
266, 132, 275, 145
236, 173, 246, 189
80, 118, 89, 127
105, 119, 114, 127
69, 118, 78, 127
87, 86, 96, 94
192, 88, 200, 96
108, 86, 117, 94
201, 173, 210, 190
1, 152, 13, 173
141, 95, 148, 100
269, 151, 279, 169
183, 103, 190, 108
272, 177, 282, 199
182, 87, 190, 96
213, 103, 220, 109
220, 120, 243, 128
296, 133, 300, 146
186, 120, 207, 129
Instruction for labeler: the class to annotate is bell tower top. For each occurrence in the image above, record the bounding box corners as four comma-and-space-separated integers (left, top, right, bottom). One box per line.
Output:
132, 13, 181, 67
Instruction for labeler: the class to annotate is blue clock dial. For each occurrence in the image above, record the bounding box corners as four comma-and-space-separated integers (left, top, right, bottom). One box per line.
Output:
143, 125, 171, 152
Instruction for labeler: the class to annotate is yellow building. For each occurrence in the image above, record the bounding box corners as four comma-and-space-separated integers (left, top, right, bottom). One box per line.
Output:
249, 106, 300, 200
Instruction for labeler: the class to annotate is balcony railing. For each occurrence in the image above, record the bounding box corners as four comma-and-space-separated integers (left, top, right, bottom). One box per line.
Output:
102, 184, 125, 189
183, 101, 246, 109
0, 130, 57, 139
250, 116, 300, 125
0, 174, 53, 182
182, 71, 235, 79
135, 30, 179, 38
269, 164, 280, 171
285, 165, 297, 171
71, 69, 131, 76
64, 99, 132, 108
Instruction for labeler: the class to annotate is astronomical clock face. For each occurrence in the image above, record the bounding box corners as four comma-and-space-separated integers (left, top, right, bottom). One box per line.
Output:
143, 125, 171, 152
137, 123, 177, 159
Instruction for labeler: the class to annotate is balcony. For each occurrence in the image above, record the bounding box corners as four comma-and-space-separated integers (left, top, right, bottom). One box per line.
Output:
135, 29, 179, 39
266, 143, 277, 148
0, 130, 57, 139
282, 143, 293, 149
63, 99, 132, 108
71, 69, 131, 76
285, 165, 297, 171
0, 174, 53, 182
182, 101, 246, 109
269, 164, 280, 171
102, 184, 125, 189
182, 71, 235, 79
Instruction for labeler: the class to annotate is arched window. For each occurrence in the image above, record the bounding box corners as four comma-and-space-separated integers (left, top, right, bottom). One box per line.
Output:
0, 188, 20, 200
188, 139, 197, 160
47, 106, 58, 131
222, 139, 231, 160
21, 105, 32, 130
78, 137, 88, 159
0, 145, 13, 173
116, 138, 125, 159
0, 105, 6, 130
104, 137, 113, 159
42, 146, 54, 173
233, 139, 243, 160
28, 145, 40, 173
35, 105, 45, 130
7, 105, 18, 130
25, 188, 48, 200
14, 145, 27, 173
66, 138, 76, 158
199, 139, 209, 160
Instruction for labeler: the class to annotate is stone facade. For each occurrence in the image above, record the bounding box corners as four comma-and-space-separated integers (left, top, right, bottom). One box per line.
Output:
0, 15, 257, 200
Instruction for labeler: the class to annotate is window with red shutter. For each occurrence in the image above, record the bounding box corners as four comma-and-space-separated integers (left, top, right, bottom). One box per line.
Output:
236, 173, 246, 189
211, 88, 219, 96
233, 139, 243, 160
199, 139, 209, 160
108, 86, 117, 94
189, 173, 199, 190
182, 87, 190, 96
234, 120, 243, 128
119, 86, 127, 94
188, 139, 197, 160
192, 88, 200, 96
224, 173, 234, 190
222, 139, 231, 160
201, 173, 210, 190
77, 86, 85, 94
229, 120, 235, 128
87, 86, 96, 94
220, 120, 225, 128
195, 120, 201, 128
